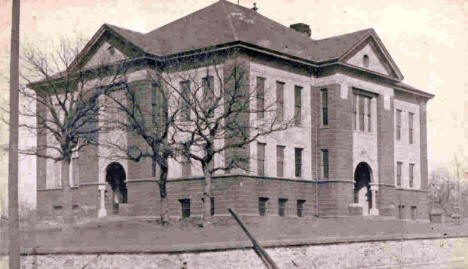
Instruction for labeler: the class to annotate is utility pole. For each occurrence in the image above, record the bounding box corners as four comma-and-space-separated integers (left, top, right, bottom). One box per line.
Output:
9, 0, 21, 268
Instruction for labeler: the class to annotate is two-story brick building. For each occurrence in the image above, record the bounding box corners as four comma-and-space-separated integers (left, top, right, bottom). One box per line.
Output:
36, 0, 434, 221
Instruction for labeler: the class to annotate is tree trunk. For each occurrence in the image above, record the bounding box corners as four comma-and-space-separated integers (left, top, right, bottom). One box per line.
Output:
158, 164, 169, 224
61, 160, 73, 240
8, 0, 21, 267
202, 165, 212, 226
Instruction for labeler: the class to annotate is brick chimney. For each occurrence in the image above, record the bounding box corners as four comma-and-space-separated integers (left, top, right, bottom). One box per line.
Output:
290, 23, 311, 38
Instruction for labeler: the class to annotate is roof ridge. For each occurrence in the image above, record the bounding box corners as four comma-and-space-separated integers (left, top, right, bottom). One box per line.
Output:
221, 0, 238, 40
314, 28, 373, 42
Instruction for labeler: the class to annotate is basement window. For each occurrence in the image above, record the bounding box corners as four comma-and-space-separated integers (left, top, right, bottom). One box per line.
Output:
297, 199, 306, 217
258, 197, 269, 216
179, 199, 191, 218
278, 198, 288, 217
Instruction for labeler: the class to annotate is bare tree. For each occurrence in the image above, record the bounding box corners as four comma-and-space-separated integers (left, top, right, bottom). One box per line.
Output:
168, 53, 294, 225
428, 167, 459, 216
19, 39, 126, 233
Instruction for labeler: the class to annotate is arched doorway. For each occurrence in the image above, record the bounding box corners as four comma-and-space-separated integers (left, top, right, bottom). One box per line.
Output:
105, 162, 127, 214
354, 162, 372, 215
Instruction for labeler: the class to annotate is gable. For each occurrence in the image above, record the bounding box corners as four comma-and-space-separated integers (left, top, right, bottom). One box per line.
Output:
84, 41, 127, 69
340, 34, 403, 81
345, 42, 390, 76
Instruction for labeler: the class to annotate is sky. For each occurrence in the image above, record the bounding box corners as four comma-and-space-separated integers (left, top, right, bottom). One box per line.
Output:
0, 0, 467, 210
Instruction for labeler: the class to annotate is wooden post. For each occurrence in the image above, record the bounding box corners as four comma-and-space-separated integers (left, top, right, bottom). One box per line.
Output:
228, 208, 279, 269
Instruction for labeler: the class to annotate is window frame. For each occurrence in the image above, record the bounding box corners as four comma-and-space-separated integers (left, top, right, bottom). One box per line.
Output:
321, 88, 328, 126
409, 163, 415, 188
294, 85, 302, 126
297, 199, 306, 217
278, 198, 288, 217
396, 161, 403, 187
276, 145, 285, 177
258, 197, 269, 216
256, 77, 265, 119
294, 147, 303, 178
396, 109, 402, 140
180, 80, 191, 121
257, 142, 266, 176
408, 112, 414, 144
276, 81, 285, 122
321, 149, 329, 179
179, 198, 191, 218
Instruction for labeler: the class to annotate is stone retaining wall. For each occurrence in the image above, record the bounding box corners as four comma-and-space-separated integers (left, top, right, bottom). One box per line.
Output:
1, 237, 467, 269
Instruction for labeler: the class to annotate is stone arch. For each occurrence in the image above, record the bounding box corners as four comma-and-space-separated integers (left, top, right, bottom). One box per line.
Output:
354, 162, 373, 215
105, 162, 127, 214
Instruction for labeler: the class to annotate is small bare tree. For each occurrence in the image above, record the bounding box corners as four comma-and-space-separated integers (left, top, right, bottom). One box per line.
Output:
428, 167, 459, 216
169, 53, 294, 225
19, 39, 127, 232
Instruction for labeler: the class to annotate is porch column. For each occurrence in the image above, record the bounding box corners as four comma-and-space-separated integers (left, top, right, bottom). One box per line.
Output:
98, 183, 107, 218
369, 184, 379, 215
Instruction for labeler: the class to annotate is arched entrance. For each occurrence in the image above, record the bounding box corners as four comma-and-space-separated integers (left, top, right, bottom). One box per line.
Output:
105, 162, 127, 214
354, 162, 372, 215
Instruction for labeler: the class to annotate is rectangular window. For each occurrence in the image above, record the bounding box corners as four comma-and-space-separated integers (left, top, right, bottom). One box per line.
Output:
408, 112, 414, 144
398, 205, 405, 219
276, 81, 284, 122
411, 206, 417, 220
321, 149, 329, 179
367, 97, 372, 132
256, 77, 265, 119
72, 156, 79, 187
278, 198, 288, 217
294, 86, 302, 125
202, 76, 214, 118
297, 199, 306, 217
294, 148, 303, 177
276, 145, 285, 177
211, 197, 215, 216
396, 161, 402, 186
409, 163, 415, 188
321, 88, 328, 126
257, 142, 266, 176
180, 80, 191, 121
353, 94, 358, 130
179, 199, 191, 218
258, 197, 269, 216
396, 109, 402, 140
182, 156, 192, 177
359, 95, 365, 131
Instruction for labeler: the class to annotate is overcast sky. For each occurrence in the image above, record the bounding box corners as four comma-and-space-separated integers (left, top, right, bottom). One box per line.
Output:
0, 0, 467, 209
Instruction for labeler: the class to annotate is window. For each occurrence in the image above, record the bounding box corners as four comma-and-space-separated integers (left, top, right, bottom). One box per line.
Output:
367, 97, 372, 132
321, 88, 328, 126
396, 109, 402, 140
398, 205, 405, 219
182, 156, 191, 177
359, 95, 365, 131
411, 206, 417, 220
297, 199, 306, 217
72, 156, 79, 187
321, 149, 329, 179
179, 199, 191, 218
278, 198, 288, 217
408, 112, 414, 144
409, 163, 415, 188
257, 142, 266, 176
180, 80, 191, 121
202, 197, 215, 216
256, 77, 265, 119
363, 54, 370, 68
276, 145, 285, 177
258, 197, 269, 216
294, 148, 303, 177
294, 86, 302, 125
396, 162, 402, 187
276, 81, 284, 121
202, 76, 214, 118
353, 94, 357, 130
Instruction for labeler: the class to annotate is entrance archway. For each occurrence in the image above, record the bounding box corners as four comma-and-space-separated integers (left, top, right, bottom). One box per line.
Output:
354, 162, 372, 215
105, 162, 127, 214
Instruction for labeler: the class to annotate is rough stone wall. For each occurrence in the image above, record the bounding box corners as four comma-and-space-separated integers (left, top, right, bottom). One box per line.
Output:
10, 237, 468, 269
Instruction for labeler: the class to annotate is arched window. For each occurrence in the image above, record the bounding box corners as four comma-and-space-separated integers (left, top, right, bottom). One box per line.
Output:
363, 54, 370, 68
